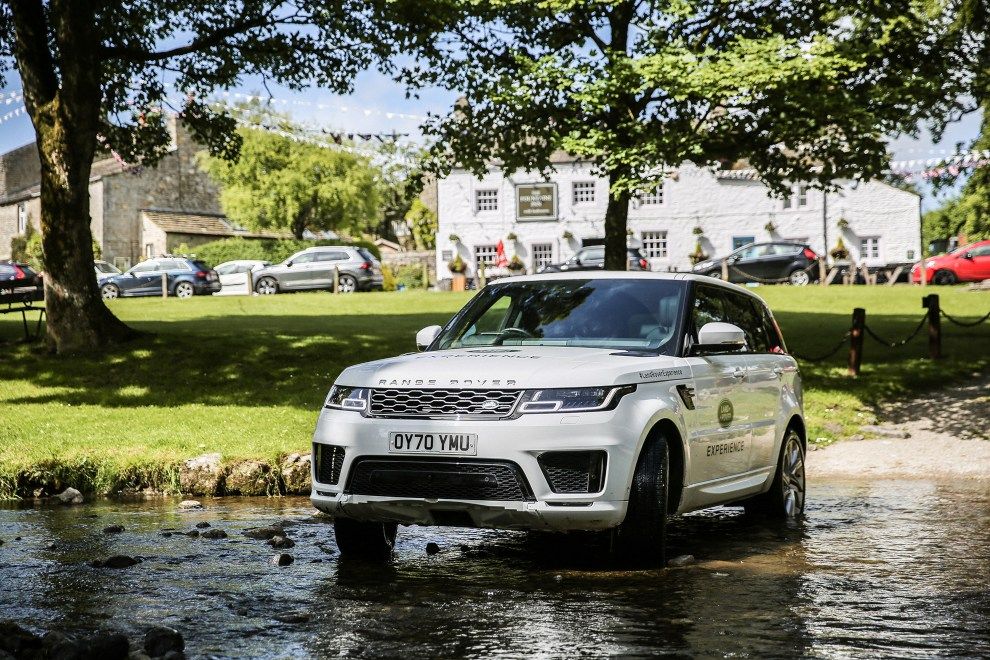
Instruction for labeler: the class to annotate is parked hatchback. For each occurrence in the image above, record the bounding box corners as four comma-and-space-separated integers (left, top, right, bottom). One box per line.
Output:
538, 246, 650, 273
911, 239, 990, 284
253, 246, 383, 294
0, 261, 41, 291
692, 242, 819, 285
100, 257, 220, 299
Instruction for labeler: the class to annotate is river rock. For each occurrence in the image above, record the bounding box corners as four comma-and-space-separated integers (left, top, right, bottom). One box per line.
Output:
425, 542, 441, 555
201, 528, 228, 539
92, 555, 140, 569
184, 530, 200, 538
194, 521, 211, 529
271, 553, 294, 566
56, 487, 84, 505
85, 632, 130, 659
103, 524, 125, 534
267, 535, 295, 549
668, 554, 696, 567
225, 460, 273, 496
280, 453, 312, 494
179, 453, 225, 496
0, 621, 42, 657
243, 525, 283, 540
274, 611, 310, 624
144, 626, 184, 658
178, 500, 203, 510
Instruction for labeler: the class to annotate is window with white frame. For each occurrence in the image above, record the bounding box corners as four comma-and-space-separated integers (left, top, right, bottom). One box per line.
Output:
531, 243, 554, 271
640, 183, 664, 205
17, 203, 27, 234
640, 231, 668, 258
145, 243, 155, 258
783, 184, 809, 209
797, 184, 808, 207
572, 181, 596, 205
474, 244, 498, 269
860, 236, 880, 260
475, 189, 499, 212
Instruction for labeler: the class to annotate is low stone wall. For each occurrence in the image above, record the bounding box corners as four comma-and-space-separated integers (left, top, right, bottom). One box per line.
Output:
381, 250, 436, 285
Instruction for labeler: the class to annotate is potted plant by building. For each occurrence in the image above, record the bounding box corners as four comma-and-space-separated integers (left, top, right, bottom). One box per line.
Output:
688, 240, 709, 266
506, 232, 518, 242
692, 225, 704, 236
448, 254, 467, 292
448, 233, 461, 243
764, 221, 777, 234
829, 237, 850, 263
836, 217, 850, 230
507, 254, 526, 274
562, 230, 574, 241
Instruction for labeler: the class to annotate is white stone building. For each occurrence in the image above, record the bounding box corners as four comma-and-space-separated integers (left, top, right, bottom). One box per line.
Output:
435, 157, 921, 279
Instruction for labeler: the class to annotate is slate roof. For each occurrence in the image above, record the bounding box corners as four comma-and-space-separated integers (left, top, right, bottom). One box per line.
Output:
141, 209, 288, 239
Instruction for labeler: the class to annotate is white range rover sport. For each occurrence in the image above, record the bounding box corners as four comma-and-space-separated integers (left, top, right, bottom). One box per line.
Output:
311, 272, 806, 565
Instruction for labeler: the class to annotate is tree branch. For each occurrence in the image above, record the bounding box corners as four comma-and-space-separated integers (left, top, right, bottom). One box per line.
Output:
9, 0, 59, 104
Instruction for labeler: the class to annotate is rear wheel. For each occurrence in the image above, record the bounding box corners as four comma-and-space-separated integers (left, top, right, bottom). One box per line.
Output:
744, 428, 806, 518
174, 281, 194, 298
334, 517, 398, 562
611, 433, 669, 566
100, 283, 119, 300
255, 277, 278, 295
932, 269, 957, 285
337, 274, 357, 293
788, 268, 811, 286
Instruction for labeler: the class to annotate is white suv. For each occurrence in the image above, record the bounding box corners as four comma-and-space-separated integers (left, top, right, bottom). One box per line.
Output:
311, 273, 806, 565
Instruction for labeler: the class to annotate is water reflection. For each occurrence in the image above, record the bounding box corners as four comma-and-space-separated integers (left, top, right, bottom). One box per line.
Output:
0, 480, 988, 658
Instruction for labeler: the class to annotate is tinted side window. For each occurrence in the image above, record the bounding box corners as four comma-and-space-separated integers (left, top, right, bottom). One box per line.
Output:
291, 253, 316, 264
131, 261, 158, 273
760, 305, 785, 352
721, 293, 763, 352
315, 251, 348, 262
692, 286, 725, 335
357, 248, 378, 263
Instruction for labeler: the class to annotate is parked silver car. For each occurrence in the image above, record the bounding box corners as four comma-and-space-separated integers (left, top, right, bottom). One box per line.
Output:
253, 246, 383, 294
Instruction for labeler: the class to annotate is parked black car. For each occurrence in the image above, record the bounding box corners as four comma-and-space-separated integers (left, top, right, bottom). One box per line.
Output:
0, 261, 41, 291
99, 256, 220, 299
692, 241, 819, 285
538, 246, 650, 273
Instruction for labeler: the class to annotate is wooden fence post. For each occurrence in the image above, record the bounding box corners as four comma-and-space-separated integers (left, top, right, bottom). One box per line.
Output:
721, 258, 729, 280
332, 266, 339, 294
848, 307, 865, 376
819, 257, 827, 286
422, 262, 429, 288
161, 273, 168, 298
479, 261, 487, 288
245, 268, 254, 295
923, 293, 942, 359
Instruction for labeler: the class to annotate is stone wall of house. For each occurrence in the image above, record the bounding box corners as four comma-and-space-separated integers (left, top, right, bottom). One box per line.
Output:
435, 162, 921, 277
0, 143, 40, 199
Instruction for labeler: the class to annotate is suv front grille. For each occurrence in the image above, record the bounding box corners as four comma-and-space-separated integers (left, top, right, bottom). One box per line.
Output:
346, 458, 534, 501
314, 444, 345, 485
369, 388, 521, 419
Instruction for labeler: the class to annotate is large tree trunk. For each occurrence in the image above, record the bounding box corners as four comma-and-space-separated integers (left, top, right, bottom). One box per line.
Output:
11, 0, 136, 353
604, 172, 631, 271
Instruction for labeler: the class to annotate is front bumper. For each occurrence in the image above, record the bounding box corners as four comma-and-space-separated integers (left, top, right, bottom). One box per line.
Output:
310, 405, 644, 531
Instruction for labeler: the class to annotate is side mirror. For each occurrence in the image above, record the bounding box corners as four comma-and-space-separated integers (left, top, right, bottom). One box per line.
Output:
416, 325, 442, 351
285, 260, 293, 267
693, 322, 746, 354
963, 252, 974, 260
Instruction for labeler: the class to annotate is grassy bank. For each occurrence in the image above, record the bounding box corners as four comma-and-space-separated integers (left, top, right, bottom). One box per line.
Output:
1, 286, 988, 497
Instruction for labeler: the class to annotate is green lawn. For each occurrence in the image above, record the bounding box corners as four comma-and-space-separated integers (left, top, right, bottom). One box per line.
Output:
1, 285, 988, 497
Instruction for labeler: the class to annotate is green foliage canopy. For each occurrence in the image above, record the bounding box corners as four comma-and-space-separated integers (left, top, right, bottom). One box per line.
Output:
405, 198, 438, 250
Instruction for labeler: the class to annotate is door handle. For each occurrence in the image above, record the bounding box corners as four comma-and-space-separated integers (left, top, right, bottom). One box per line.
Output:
772, 366, 784, 378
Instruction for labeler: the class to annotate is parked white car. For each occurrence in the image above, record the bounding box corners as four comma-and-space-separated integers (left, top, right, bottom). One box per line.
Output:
213, 260, 270, 295
311, 272, 806, 565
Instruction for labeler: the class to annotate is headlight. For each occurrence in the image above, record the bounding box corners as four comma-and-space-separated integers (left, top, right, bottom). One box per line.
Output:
516, 385, 635, 414
324, 385, 369, 412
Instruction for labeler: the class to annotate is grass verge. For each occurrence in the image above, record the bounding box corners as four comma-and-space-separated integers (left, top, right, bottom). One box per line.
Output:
1, 286, 987, 498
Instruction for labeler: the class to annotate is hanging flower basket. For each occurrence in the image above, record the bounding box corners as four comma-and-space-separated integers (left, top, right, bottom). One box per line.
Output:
508, 255, 526, 272
448, 254, 467, 274
764, 221, 777, 233
506, 232, 518, 242
562, 230, 574, 240
688, 240, 709, 265
448, 233, 461, 243
692, 226, 704, 236
829, 237, 849, 260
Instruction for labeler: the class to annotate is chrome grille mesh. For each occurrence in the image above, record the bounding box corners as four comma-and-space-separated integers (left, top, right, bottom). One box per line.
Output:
370, 388, 521, 418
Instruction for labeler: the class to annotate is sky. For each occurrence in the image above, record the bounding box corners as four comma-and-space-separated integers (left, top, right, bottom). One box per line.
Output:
0, 69, 982, 212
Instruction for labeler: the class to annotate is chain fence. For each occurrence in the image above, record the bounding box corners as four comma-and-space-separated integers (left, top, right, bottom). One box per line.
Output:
940, 308, 990, 328
862, 314, 928, 348
789, 332, 850, 363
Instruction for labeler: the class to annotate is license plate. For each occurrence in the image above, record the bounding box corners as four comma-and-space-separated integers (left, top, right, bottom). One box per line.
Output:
388, 432, 477, 456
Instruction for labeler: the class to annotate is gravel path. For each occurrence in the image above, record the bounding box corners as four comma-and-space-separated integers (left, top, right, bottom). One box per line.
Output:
808, 373, 990, 481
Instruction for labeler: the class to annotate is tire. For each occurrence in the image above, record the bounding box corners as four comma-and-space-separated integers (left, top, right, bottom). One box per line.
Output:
611, 433, 669, 566
744, 427, 806, 519
337, 274, 357, 293
255, 277, 278, 295
788, 268, 811, 286
333, 517, 398, 562
101, 283, 120, 300
932, 269, 957, 285
174, 281, 194, 298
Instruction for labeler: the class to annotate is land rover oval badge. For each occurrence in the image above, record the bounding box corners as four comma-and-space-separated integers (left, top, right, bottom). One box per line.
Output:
717, 399, 733, 427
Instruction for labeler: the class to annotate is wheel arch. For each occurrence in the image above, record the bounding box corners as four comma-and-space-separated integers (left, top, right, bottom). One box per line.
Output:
786, 414, 807, 450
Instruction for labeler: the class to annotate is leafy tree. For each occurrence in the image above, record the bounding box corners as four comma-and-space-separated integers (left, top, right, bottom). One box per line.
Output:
397, 0, 949, 269
405, 198, 438, 250
201, 124, 382, 240
0, 1, 390, 352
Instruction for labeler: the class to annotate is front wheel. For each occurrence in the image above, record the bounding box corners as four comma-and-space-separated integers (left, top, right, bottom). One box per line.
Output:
101, 283, 120, 300
788, 268, 811, 286
334, 517, 398, 562
744, 428, 806, 518
932, 269, 957, 285
610, 433, 669, 566
174, 281, 194, 298
255, 277, 278, 295
337, 274, 357, 293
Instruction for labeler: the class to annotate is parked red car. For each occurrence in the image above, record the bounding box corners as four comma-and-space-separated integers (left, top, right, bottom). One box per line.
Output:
911, 239, 990, 284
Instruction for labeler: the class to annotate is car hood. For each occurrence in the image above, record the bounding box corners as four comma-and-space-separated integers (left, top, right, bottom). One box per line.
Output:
335, 346, 691, 390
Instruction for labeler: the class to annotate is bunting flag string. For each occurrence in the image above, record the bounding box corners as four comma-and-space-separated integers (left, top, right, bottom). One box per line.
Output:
0, 106, 25, 125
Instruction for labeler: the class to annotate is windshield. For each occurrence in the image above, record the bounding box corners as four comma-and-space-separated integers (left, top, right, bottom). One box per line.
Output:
94, 262, 119, 274
435, 278, 687, 353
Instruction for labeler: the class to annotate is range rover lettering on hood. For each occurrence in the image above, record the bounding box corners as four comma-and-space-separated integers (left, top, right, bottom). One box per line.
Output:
377, 378, 518, 387
417, 353, 541, 360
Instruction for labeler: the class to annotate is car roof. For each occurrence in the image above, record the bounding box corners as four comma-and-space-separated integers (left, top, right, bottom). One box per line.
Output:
495, 271, 768, 303
302, 245, 356, 252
